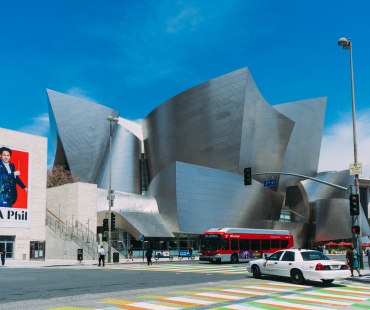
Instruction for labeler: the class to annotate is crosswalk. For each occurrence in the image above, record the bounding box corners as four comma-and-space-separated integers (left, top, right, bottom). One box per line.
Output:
89, 280, 370, 309
107, 262, 248, 274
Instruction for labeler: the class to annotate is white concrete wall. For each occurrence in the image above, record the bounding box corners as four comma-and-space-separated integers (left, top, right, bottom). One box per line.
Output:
0, 127, 47, 260
46, 182, 97, 233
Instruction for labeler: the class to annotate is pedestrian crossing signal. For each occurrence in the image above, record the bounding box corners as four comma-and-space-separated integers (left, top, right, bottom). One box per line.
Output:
351, 225, 360, 234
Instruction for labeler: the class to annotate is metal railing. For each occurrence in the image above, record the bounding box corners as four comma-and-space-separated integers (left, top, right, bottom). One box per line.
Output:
46, 210, 98, 259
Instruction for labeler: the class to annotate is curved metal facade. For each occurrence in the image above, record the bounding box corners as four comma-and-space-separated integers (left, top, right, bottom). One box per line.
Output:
47, 67, 370, 245
47, 90, 142, 193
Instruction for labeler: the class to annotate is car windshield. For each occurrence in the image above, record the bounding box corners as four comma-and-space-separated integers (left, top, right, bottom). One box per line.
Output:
201, 234, 221, 251
301, 251, 330, 261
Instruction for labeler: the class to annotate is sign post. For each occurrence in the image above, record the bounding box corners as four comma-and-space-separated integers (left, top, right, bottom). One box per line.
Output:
140, 235, 145, 261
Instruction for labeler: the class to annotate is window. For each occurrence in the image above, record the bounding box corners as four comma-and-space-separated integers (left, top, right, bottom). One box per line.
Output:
251, 239, 260, 250
281, 240, 289, 248
268, 251, 284, 261
240, 239, 250, 251
222, 239, 229, 250
231, 239, 239, 251
261, 240, 270, 250
271, 240, 280, 248
301, 251, 329, 261
282, 251, 295, 261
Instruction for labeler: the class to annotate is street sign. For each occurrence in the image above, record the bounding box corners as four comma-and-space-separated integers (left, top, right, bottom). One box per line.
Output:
139, 235, 144, 241
263, 179, 277, 187
349, 163, 362, 175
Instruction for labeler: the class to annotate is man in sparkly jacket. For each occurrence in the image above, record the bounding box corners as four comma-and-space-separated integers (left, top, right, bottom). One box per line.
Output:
0, 147, 28, 208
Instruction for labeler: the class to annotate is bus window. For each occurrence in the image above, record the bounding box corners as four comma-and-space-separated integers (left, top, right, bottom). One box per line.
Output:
222, 238, 229, 250
251, 239, 260, 250
240, 239, 250, 250
281, 240, 289, 248
261, 239, 270, 250
231, 239, 238, 251
271, 240, 280, 248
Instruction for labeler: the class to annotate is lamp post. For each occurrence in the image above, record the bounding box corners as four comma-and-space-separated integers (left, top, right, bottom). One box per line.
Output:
107, 115, 118, 263
338, 37, 363, 268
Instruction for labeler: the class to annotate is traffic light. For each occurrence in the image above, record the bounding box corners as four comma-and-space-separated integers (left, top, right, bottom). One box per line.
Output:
349, 194, 360, 216
111, 213, 116, 231
103, 218, 108, 231
244, 167, 252, 186
351, 225, 360, 235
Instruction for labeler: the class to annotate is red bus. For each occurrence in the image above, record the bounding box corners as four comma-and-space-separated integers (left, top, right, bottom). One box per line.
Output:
199, 227, 294, 263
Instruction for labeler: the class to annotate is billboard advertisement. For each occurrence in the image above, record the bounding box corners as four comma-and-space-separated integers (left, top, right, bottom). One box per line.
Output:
0, 146, 29, 228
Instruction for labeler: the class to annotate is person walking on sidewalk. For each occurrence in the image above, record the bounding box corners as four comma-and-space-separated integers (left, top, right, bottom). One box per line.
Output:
346, 243, 363, 277
146, 247, 153, 265
98, 245, 105, 267
188, 246, 193, 259
0, 248, 5, 266
127, 247, 133, 261
365, 247, 370, 269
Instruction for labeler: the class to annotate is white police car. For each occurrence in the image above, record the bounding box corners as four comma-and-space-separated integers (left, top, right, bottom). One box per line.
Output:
247, 249, 349, 284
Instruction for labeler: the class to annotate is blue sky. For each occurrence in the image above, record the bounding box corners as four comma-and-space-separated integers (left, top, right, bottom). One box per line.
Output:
1, 0, 369, 177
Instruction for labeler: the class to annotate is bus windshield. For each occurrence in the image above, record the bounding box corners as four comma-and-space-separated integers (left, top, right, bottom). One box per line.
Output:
201, 234, 221, 251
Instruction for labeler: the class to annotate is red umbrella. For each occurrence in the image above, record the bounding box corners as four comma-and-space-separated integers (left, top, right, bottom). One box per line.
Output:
324, 241, 338, 246
338, 241, 352, 246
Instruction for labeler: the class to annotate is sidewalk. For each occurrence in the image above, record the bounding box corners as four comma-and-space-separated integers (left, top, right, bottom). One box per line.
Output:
2, 258, 370, 283
1, 257, 192, 268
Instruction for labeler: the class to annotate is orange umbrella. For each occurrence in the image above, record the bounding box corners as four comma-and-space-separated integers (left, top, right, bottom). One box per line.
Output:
324, 241, 338, 246
338, 241, 352, 246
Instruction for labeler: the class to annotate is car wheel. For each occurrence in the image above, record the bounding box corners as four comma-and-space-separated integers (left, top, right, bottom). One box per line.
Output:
252, 265, 262, 279
322, 279, 334, 284
230, 254, 239, 264
291, 269, 305, 284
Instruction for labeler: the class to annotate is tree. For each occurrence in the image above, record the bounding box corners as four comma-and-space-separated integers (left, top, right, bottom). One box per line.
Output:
47, 165, 80, 188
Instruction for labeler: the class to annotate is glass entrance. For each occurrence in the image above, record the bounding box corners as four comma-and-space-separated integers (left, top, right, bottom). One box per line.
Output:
0, 236, 15, 259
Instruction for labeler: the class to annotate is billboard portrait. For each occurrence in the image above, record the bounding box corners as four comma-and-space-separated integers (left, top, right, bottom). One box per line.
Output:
0, 146, 29, 228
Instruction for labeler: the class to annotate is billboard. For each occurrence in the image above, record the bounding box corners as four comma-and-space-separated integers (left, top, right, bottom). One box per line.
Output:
0, 146, 30, 228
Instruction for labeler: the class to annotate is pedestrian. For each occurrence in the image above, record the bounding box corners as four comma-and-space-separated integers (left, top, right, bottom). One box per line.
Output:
146, 247, 153, 265
366, 247, 370, 269
0, 248, 5, 266
346, 243, 363, 277
98, 245, 105, 267
127, 246, 133, 261
188, 246, 193, 259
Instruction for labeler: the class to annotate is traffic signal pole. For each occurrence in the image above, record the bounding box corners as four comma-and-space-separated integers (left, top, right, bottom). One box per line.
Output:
252, 170, 364, 268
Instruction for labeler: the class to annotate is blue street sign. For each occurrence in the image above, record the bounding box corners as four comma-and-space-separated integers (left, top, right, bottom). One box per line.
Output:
264, 179, 277, 187
139, 235, 144, 241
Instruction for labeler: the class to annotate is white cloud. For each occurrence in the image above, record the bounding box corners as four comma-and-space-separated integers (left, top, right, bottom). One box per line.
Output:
318, 109, 370, 178
67, 87, 97, 103
18, 113, 49, 137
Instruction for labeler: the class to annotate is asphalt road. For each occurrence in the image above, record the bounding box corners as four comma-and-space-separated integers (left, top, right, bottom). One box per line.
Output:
1, 258, 369, 310
0, 262, 244, 307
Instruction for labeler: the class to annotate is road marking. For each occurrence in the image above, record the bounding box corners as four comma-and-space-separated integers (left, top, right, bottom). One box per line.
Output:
196, 292, 245, 300
251, 299, 334, 310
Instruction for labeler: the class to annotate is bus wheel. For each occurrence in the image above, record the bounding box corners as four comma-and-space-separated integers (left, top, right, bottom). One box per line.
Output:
230, 254, 239, 264
252, 265, 261, 279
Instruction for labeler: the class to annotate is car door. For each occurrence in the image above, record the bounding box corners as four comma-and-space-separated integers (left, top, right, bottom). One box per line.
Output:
278, 250, 295, 277
262, 251, 284, 275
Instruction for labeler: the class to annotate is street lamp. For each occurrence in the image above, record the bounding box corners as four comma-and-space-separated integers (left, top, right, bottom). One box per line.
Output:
107, 115, 119, 263
338, 37, 363, 267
